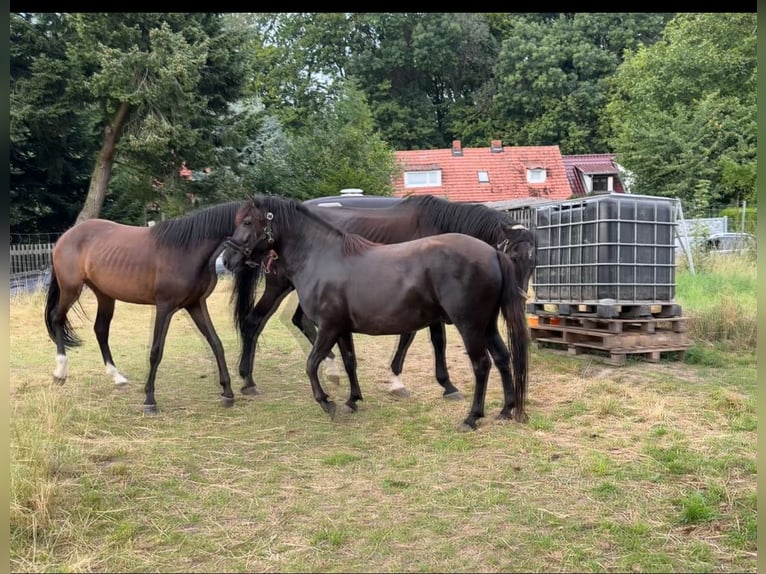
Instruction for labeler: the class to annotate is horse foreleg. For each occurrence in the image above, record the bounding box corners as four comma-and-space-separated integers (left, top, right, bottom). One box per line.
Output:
186, 300, 234, 407
306, 330, 339, 419
93, 291, 128, 386
336, 332, 363, 413
388, 332, 415, 398
428, 322, 462, 400
143, 305, 177, 414
238, 281, 292, 395
292, 305, 339, 385
486, 326, 513, 420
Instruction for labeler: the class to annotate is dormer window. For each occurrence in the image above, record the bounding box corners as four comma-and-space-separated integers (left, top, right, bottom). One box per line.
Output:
478, 171, 489, 183
527, 168, 547, 184
404, 169, 442, 188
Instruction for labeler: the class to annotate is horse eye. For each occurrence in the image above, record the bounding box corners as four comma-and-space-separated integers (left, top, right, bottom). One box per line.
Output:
244, 217, 252, 226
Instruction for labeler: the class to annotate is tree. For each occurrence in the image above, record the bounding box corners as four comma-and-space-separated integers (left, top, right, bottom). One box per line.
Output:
10, 13, 98, 233
284, 80, 399, 198
62, 13, 249, 223
347, 13, 499, 150
606, 12, 756, 209
492, 13, 671, 153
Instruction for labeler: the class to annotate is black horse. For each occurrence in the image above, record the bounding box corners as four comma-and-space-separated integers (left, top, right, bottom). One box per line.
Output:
229, 194, 536, 401
44, 201, 244, 413
222, 195, 530, 431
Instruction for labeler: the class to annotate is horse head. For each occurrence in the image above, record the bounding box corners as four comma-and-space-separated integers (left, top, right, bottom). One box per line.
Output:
498, 223, 537, 295
222, 198, 276, 273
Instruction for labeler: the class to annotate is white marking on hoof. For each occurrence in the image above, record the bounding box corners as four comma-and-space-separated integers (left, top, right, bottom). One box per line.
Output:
53, 354, 69, 380
323, 357, 340, 378
388, 373, 406, 392
106, 363, 128, 385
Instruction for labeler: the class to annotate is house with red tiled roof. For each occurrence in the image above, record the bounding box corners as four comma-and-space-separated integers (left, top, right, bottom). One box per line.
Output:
392, 140, 572, 204
561, 153, 628, 197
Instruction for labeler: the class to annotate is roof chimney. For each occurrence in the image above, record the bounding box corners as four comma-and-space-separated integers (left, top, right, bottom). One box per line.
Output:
490, 140, 503, 153
451, 140, 463, 157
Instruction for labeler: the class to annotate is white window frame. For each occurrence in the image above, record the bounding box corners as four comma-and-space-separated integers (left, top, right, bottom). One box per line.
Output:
404, 170, 442, 188
585, 174, 614, 193
477, 170, 490, 183
526, 168, 547, 184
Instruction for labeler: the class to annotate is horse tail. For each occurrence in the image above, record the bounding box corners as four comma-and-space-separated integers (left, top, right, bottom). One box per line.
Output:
230, 264, 260, 338
44, 265, 81, 348
496, 249, 530, 422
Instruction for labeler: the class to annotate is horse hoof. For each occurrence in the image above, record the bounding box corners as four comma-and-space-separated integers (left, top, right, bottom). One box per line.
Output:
444, 391, 464, 401
322, 401, 337, 420
240, 385, 262, 396
341, 403, 357, 414
389, 387, 410, 399
496, 411, 512, 421
458, 421, 477, 432
53, 376, 66, 386
514, 410, 529, 423
220, 395, 235, 408
143, 405, 158, 415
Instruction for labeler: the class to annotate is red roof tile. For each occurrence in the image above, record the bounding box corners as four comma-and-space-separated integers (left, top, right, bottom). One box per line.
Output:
392, 143, 572, 203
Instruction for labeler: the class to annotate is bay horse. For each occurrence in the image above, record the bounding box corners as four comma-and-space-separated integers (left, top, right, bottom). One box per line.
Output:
44, 201, 245, 413
229, 195, 536, 401
222, 195, 530, 431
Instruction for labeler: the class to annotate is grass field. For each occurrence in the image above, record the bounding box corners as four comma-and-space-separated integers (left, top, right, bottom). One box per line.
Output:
10, 269, 756, 572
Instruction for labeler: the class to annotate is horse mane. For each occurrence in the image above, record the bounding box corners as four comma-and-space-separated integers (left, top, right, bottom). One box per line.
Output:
150, 201, 244, 249
403, 195, 510, 243
254, 195, 376, 256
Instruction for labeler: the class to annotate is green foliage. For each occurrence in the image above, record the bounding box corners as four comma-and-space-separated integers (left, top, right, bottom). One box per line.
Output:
11, 12, 755, 232
494, 13, 670, 153
675, 490, 718, 525
675, 254, 757, 349
10, 13, 98, 232
271, 81, 399, 200
607, 13, 756, 209
718, 206, 757, 235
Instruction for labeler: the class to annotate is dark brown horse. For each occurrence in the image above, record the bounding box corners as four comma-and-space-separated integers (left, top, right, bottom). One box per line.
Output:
222, 195, 530, 431
44, 201, 244, 413
229, 195, 536, 401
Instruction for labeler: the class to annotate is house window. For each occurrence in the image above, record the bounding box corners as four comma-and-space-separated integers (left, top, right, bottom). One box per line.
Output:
526, 168, 546, 184
591, 174, 612, 192
478, 171, 489, 183
404, 170, 442, 188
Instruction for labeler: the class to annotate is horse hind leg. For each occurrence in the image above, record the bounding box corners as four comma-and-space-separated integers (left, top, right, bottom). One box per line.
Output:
388, 331, 415, 398
457, 335, 492, 432
486, 325, 514, 420
93, 291, 128, 386
45, 269, 83, 385
428, 321, 463, 401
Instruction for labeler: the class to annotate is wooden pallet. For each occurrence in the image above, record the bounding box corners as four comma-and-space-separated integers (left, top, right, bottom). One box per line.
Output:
527, 300, 681, 319
529, 318, 691, 366
534, 314, 688, 334
532, 337, 690, 366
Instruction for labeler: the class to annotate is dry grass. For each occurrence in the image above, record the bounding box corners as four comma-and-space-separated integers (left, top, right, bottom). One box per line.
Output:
9, 279, 757, 572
